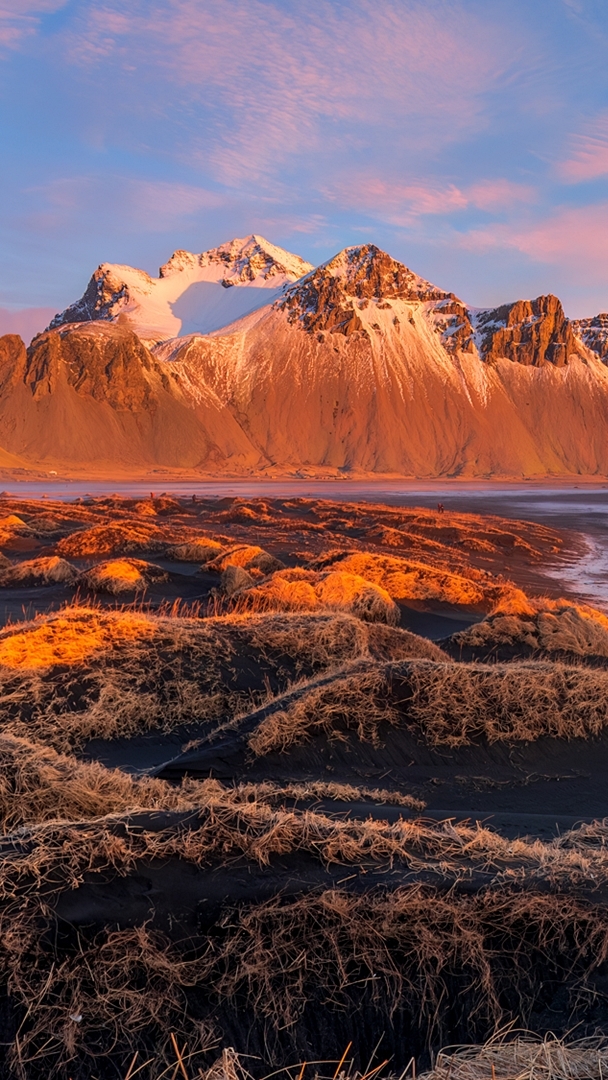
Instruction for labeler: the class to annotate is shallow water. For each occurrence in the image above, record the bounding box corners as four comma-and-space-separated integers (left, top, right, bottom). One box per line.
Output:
4, 479, 608, 608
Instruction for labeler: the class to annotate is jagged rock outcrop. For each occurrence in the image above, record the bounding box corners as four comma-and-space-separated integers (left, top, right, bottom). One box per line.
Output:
430, 299, 475, 354
279, 245, 449, 336
475, 295, 584, 367
572, 314, 608, 363
49, 236, 313, 342
0, 333, 27, 374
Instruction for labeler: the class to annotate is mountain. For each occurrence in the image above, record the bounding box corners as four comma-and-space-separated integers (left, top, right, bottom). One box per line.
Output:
0, 323, 261, 472
1, 238, 608, 478
154, 244, 608, 477
49, 235, 313, 343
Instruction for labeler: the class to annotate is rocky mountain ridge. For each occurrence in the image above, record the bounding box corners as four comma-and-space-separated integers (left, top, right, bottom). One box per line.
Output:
572, 313, 608, 362
49, 235, 313, 342
1, 238, 608, 477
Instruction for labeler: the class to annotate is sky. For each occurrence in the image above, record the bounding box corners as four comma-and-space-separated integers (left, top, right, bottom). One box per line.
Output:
2, 0, 608, 338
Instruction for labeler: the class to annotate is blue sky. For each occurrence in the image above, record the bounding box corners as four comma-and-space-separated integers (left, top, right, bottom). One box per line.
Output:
2, 0, 608, 336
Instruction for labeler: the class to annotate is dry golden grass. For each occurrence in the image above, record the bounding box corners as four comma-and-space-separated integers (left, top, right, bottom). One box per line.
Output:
230, 779, 426, 811
208, 544, 284, 574
0, 737, 427, 829
56, 521, 175, 557
78, 557, 169, 594
421, 1036, 608, 1080
165, 538, 224, 562
246, 657, 608, 755
0, 733, 205, 829
316, 551, 526, 611
448, 600, 608, 662
229, 567, 400, 625
4, 799, 608, 902
0, 607, 154, 670
0, 556, 78, 587
1, 798, 608, 1076
0, 606, 418, 750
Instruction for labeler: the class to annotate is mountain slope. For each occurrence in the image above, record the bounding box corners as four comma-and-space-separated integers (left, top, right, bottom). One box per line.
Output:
0, 324, 262, 471
155, 245, 608, 477
49, 235, 313, 343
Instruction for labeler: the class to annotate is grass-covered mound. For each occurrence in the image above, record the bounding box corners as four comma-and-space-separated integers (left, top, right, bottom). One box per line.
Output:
0, 556, 78, 587
311, 550, 528, 611
226, 567, 400, 624
0, 606, 441, 751
187, 657, 608, 760
78, 558, 169, 594
1, 808, 608, 1077
443, 598, 608, 665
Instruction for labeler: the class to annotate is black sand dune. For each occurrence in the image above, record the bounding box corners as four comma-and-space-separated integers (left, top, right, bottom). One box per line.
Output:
0, 494, 605, 1078
153, 657, 608, 819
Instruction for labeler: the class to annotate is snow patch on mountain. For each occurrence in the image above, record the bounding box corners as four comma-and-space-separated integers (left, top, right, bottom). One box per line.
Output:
49, 235, 313, 344
572, 314, 608, 363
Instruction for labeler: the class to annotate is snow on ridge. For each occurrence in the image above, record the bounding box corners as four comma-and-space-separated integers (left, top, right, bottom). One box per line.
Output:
159, 234, 313, 287
49, 235, 314, 342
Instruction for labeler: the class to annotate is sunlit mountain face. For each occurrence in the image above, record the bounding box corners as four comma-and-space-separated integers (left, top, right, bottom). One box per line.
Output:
0, 236, 607, 478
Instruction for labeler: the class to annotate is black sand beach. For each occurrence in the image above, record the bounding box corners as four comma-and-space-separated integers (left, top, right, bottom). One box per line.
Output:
0, 489, 606, 1077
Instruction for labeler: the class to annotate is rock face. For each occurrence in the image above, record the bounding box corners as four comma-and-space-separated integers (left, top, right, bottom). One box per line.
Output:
572, 313, 608, 363
3, 240, 608, 477
49, 235, 313, 342
279, 245, 449, 337
475, 295, 584, 367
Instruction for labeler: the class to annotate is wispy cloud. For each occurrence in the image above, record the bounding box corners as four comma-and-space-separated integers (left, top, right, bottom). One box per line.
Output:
0, 1, 67, 52
459, 202, 608, 278
322, 175, 536, 227
63, 0, 519, 187
558, 112, 608, 182
21, 175, 226, 233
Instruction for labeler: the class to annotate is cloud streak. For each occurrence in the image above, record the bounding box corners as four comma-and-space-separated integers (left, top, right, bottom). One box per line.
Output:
459, 202, 608, 280
63, 0, 518, 187
322, 175, 536, 227
559, 112, 608, 182
0, 1, 67, 51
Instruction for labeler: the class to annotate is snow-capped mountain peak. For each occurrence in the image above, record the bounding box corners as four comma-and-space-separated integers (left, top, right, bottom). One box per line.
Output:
159, 234, 313, 286
276, 243, 452, 337
50, 235, 313, 342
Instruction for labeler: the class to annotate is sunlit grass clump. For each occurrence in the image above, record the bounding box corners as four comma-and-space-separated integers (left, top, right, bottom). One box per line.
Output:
450, 596, 608, 663
79, 558, 168, 594
228, 566, 400, 624
0, 607, 154, 669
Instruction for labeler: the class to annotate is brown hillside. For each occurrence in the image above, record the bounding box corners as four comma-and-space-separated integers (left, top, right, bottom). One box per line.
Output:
0, 322, 261, 470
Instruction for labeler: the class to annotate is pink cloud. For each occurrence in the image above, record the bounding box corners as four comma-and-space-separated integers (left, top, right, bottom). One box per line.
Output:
460, 202, 608, 278
558, 113, 608, 182
466, 179, 536, 210
64, 0, 520, 187
326, 179, 467, 224
0, 1, 68, 52
322, 175, 536, 225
